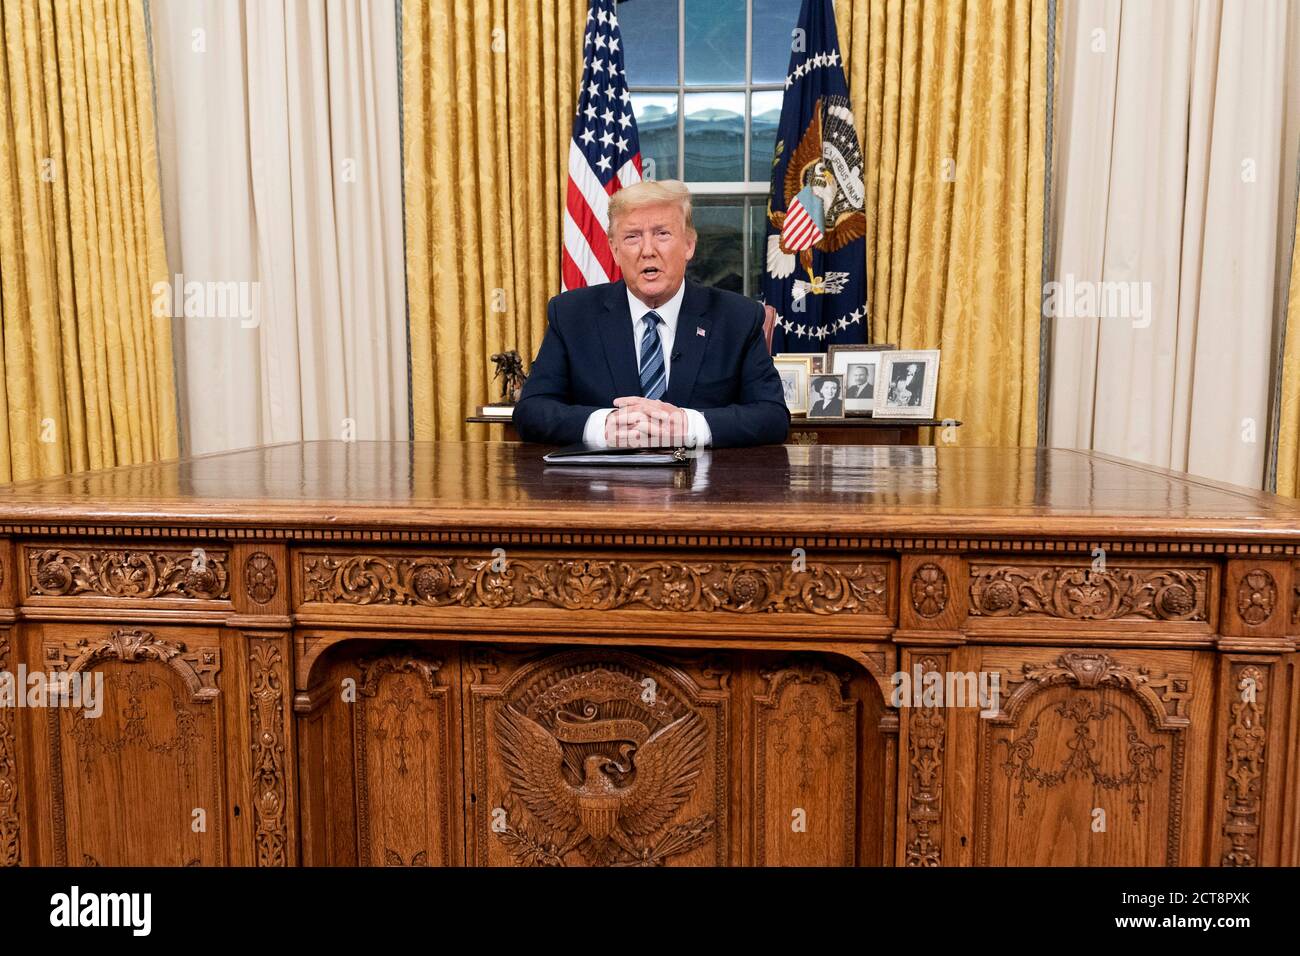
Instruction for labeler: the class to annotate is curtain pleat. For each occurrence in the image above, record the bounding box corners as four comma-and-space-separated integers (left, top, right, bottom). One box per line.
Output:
0, 0, 176, 482
150, 0, 409, 454
835, 0, 1050, 447
1046, 0, 1298, 489
1275, 187, 1300, 495
404, 0, 586, 441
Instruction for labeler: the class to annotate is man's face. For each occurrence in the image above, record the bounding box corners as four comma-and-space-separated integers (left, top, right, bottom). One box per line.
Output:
819, 380, 839, 401
850, 367, 867, 385
610, 201, 697, 308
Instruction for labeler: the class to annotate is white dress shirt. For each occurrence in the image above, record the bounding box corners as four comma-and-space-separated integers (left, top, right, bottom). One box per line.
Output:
582, 283, 713, 448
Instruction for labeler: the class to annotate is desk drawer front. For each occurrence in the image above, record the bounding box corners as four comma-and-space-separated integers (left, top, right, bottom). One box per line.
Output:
29, 622, 229, 866
968, 562, 1212, 624
971, 646, 1206, 866
19, 543, 233, 611
900, 556, 1221, 640
294, 549, 896, 631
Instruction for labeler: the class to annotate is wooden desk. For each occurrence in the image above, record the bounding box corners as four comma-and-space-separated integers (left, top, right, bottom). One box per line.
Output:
466, 414, 961, 446
465, 414, 518, 437
786, 416, 960, 445
0, 442, 1296, 867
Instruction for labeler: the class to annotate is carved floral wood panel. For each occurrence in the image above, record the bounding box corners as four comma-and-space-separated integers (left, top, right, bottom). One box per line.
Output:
1221, 663, 1266, 866
976, 651, 1193, 866
0, 633, 17, 866
250, 639, 288, 867
753, 663, 858, 866
968, 565, 1209, 622
353, 651, 455, 867
43, 627, 224, 866
27, 547, 230, 600
300, 552, 888, 616
905, 654, 946, 867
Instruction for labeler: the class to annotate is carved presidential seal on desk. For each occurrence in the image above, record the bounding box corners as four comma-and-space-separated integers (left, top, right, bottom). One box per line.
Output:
491, 661, 713, 867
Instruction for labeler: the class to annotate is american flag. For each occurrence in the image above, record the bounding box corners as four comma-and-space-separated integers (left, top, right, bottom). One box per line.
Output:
780, 186, 825, 251
562, 0, 643, 292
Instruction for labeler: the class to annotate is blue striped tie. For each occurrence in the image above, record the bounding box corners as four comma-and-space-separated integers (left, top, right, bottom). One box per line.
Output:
638, 310, 667, 400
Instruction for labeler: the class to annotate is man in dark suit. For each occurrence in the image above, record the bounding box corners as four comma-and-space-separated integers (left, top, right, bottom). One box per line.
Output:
514, 180, 788, 448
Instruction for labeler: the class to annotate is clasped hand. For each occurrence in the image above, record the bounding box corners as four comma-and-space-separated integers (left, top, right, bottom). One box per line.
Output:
604, 397, 690, 448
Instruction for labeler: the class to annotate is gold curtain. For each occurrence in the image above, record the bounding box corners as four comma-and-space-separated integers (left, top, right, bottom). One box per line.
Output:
0, 0, 177, 481
835, 0, 1053, 447
404, 0, 587, 440
1274, 189, 1300, 496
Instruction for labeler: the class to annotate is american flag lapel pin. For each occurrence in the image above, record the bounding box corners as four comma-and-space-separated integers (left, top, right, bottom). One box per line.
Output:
696, 326, 706, 337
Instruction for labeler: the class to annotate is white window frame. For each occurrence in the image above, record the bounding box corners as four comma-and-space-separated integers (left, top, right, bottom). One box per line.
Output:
626, 0, 792, 295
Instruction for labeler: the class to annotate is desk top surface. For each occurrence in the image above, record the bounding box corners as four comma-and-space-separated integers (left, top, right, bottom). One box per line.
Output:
0, 441, 1297, 541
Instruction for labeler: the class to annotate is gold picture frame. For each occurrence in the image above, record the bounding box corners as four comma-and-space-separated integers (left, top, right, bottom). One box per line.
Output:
776, 351, 826, 373
772, 355, 814, 415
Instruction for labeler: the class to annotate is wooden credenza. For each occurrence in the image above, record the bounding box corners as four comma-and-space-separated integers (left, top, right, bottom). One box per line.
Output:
0, 441, 1297, 867
465, 414, 962, 446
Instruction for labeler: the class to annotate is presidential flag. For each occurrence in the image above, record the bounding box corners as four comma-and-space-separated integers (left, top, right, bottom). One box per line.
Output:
761, 0, 868, 351
782, 187, 825, 250
562, 0, 643, 292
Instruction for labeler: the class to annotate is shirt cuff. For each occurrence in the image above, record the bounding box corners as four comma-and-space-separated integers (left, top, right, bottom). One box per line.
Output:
684, 408, 712, 448
583, 408, 614, 447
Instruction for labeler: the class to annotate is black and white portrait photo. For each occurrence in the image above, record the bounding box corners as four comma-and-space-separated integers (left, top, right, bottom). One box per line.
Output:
807, 374, 845, 418
887, 362, 924, 407
827, 345, 894, 415
873, 350, 940, 418
845, 363, 875, 400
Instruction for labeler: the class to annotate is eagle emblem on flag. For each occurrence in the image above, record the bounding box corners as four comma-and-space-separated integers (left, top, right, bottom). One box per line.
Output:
760, 0, 868, 349
766, 95, 866, 302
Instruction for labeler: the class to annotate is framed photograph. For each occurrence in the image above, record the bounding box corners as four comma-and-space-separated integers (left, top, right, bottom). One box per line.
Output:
776, 351, 826, 373
874, 349, 940, 419
827, 344, 896, 415
806, 373, 847, 419
772, 355, 813, 415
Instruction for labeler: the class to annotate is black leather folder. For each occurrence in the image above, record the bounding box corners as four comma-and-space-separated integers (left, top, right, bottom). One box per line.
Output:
541, 444, 691, 466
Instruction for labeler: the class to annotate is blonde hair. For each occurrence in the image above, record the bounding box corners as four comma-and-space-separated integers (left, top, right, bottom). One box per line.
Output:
607, 179, 695, 237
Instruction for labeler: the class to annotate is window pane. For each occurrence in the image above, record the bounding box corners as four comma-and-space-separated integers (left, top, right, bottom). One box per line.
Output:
683, 92, 744, 181
687, 203, 744, 294
751, 0, 800, 82
749, 90, 782, 183
684, 0, 745, 85
619, 0, 679, 86
632, 93, 678, 180
749, 201, 768, 296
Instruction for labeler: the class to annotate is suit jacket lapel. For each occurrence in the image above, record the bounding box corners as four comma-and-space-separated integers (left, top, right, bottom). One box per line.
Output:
664, 280, 711, 406
597, 281, 642, 399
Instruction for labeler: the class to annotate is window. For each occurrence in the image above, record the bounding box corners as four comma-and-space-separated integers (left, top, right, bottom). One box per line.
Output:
619, 0, 801, 298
